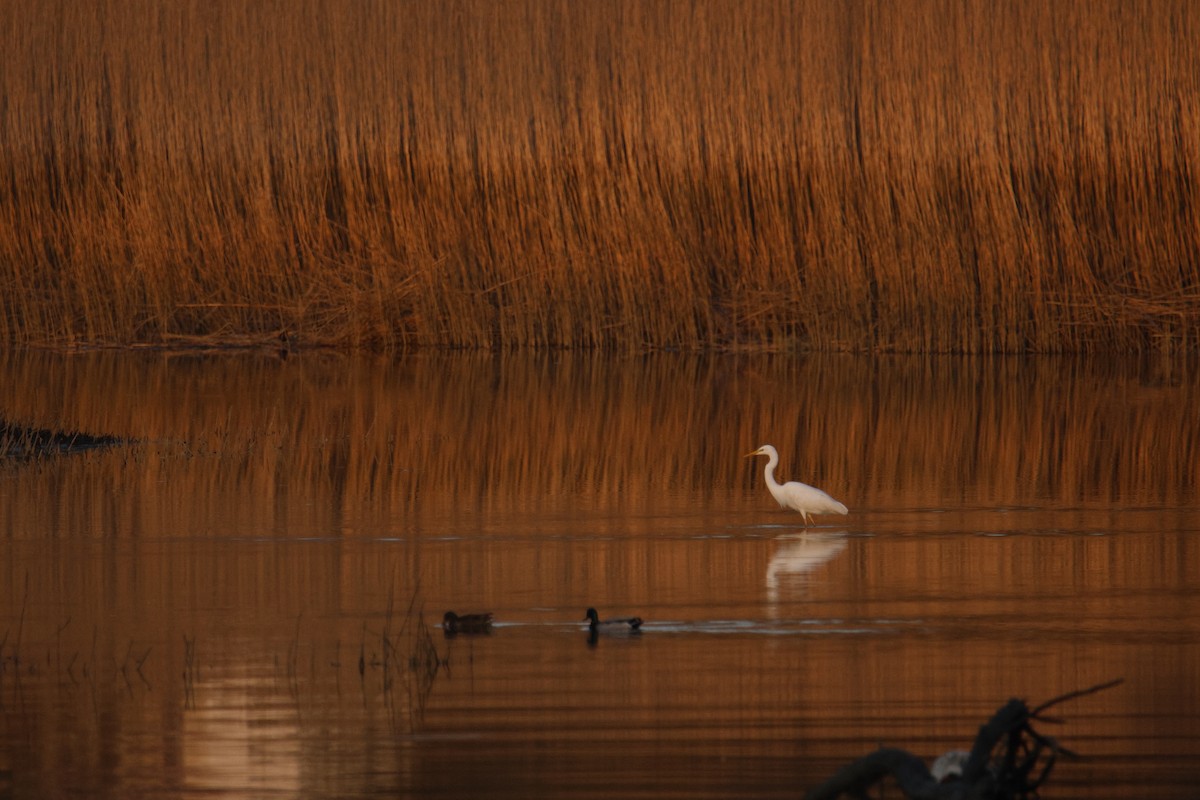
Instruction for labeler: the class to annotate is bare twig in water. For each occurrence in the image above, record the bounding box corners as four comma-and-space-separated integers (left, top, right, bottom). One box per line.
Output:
135, 647, 152, 688
398, 576, 420, 640
119, 640, 135, 692
406, 603, 443, 728
13, 573, 28, 670
332, 639, 341, 697
806, 679, 1124, 800
86, 625, 97, 679
1031, 677, 1125, 719
287, 614, 302, 701
358, 621, 366, 678
345, 575, 445, 733
54, 617, 72, 675
182, 634, 197, 709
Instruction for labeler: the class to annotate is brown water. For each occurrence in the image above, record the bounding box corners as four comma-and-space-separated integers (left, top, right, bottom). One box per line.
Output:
0, 351, 1197, 799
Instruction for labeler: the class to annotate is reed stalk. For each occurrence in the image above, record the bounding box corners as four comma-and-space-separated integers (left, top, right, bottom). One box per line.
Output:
0, 0, 1196, 351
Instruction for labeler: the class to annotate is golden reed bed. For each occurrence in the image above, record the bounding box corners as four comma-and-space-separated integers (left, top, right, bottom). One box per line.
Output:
0, 0, 1197, 351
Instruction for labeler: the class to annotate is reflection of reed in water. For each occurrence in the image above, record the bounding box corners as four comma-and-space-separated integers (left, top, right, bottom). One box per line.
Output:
0, 353, 1195, 796
5, 352, 1190, 687
0, 351, 1195, 533
765, 534, 847, 605
0, 418, 126, 458
2, 598, 447, 768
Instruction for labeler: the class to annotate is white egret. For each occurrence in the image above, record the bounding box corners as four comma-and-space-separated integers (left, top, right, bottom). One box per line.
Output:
745, 444, 848, 525
584, 607, 643, 631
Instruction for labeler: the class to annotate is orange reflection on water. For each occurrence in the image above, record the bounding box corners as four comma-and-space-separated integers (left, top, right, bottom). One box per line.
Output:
0, 351, 1197, 797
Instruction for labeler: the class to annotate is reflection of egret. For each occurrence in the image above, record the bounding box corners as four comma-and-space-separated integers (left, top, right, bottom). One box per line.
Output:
765, 534, 847, 604
745, 444, 848, 525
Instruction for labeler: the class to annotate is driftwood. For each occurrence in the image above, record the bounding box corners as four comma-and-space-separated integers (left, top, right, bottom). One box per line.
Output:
806, 679, 1123, 800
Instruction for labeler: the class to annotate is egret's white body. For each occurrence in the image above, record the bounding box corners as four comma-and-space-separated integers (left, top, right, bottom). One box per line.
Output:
746, 444, 848, 525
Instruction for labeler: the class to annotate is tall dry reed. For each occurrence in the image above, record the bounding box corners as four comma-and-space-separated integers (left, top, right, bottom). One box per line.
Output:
0, 0, 1197, 351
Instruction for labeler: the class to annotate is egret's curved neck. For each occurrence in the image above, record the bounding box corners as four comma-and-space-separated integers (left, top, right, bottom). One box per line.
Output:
762, 449, 781, 489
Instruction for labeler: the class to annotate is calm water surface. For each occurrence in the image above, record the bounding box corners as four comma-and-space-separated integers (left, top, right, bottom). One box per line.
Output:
0, 352, 1197, 798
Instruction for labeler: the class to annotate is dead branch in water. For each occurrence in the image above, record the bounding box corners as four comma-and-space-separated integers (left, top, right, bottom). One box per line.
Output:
806, 679, 1124, 800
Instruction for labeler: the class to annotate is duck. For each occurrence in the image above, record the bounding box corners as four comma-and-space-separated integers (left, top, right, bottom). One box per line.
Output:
442, 611, 493, 634
584, 607, 643, 631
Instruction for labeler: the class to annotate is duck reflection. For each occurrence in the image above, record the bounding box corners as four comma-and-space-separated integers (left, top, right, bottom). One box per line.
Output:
766, 533, 847, 604
442, 611, 493, 636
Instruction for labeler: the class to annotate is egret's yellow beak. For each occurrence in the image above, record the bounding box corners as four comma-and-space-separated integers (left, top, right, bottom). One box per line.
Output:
743, 449, 760, 458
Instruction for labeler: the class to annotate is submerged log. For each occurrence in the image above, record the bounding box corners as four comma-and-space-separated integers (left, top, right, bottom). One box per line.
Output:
806, 679, 1123, 800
